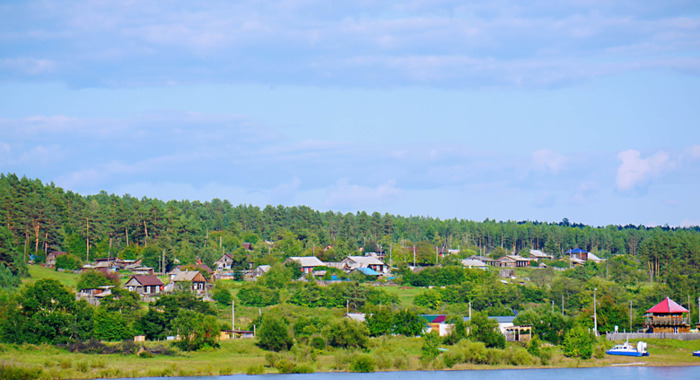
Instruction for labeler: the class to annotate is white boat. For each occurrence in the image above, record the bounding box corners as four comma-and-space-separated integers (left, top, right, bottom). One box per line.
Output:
606, 341, 649, 357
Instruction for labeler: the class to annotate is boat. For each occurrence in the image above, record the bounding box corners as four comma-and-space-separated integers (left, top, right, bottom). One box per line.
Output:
693, 350, 700, 357
606, 340, 649, 357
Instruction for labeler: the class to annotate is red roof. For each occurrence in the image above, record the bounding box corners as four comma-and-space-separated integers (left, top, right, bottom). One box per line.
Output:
646, 297, 689, 314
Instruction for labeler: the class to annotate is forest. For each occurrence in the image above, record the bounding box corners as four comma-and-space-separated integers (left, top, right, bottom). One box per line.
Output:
1, 173, 699, 293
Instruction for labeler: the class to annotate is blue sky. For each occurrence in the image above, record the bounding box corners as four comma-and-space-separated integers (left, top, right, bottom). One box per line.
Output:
1, 1, 700, 227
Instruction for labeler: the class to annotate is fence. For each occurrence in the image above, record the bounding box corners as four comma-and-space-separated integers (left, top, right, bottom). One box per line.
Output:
606, 332, 700, 341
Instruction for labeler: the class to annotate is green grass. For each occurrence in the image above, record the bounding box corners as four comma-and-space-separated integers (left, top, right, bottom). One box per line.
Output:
24, 265, 81, 290
383, 285, 424, 307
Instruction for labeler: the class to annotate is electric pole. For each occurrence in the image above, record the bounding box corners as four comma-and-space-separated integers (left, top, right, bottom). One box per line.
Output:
593, 287, 598, 336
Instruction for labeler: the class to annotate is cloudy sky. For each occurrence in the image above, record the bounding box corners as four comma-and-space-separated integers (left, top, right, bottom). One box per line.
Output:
1, 1, 700, 227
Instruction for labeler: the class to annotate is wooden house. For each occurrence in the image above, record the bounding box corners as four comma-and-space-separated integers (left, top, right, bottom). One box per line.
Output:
124, 275, 164, 296
214, 254, 233, 270
170, 271, 207, 293
643, 297, 690, 333
495, 255, 530, 268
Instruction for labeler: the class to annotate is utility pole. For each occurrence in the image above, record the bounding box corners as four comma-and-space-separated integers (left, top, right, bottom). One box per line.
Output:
562, 294, 564, 315
629, 300, 633, 331
593, 287, 598, 336
469, 301, 472, 319
162, 249, 165, 276
413, 246, 416, 267
551, 300, 554, 313
435, 246, 438, 265
389, 243, 393, 268
232, 300, 235, 333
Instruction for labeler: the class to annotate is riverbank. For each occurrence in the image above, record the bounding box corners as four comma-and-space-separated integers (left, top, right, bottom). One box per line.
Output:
2, 337, 700, 379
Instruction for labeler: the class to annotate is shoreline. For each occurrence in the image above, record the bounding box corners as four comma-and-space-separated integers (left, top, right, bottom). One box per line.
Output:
3, 338, 700, 379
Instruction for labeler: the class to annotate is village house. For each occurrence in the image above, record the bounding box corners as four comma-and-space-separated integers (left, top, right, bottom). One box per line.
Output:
285, 256, 325, 274
469, 255, 495, 266
250, 264, 271, 278
461, 258, 487, 269
76, 286, 113, 306
169, 271, 207, 293
340, 255, 388, 274
214, 254, 234, 270
124, 275, 164, 296
643, 297, 691, 333
528, 249, 553, 261
495, 255, 531, 268
566, 248, 603, 266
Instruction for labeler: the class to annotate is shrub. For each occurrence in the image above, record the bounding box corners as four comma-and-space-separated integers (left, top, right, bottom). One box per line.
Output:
274, 358, 295, 374
462, 341, 488, 364
442, 350, 462, 368
212, 288, 232, 306
237, 284, 280, 307
245, 364, 264, 375
310, 335, 326, 350
350, 354, 375, 373
328, 319, 369, 349
292, 364, 314, 373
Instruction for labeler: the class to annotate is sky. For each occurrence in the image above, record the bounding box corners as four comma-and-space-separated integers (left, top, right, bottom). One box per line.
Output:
1, 1, 700, 228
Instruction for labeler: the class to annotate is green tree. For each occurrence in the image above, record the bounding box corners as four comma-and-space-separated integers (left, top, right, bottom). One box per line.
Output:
365, 307, 395, 337
212, 287, 232, 306
55, 253, 83, 270
172, 309, 220, 351
467, 311, 505, 349
328, 319, 369, 349
92, 308, 133, 341
392, 309, 424, 337
562, 325, 595, 359
76, 270, 118, 290
257, 314, 292, 351
237, 284, 280, 307
1, 279, 76, 344
421, 331, 441, 360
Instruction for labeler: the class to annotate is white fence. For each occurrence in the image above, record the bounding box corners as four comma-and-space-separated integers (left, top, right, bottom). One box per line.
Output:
606, 332, 700, 341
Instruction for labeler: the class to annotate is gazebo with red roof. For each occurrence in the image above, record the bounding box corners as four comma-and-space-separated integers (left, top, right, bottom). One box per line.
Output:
643, 297, 690, 333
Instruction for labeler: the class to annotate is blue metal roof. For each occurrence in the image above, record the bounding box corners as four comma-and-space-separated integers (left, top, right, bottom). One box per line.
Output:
357, 267, 380, 276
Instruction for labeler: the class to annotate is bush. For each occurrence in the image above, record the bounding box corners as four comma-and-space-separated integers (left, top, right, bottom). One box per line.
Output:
292, 364, 314, 373
212, 288, 232, 306
246, 364, 264, 375
462, 340, 488, 364
237, 284, 280, 307
55, 254, 83, 270
350, 354, 375, 373
310, 335, 326, 350
442, 350, 462, 368
328, 319, 369, 349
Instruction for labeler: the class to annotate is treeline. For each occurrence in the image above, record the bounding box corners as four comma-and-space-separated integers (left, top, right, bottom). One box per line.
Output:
1, 173, 700, 287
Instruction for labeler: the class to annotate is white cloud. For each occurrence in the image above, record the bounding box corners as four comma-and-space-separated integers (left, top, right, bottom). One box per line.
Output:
616, 149, 672, 192
532, 149, 566, 174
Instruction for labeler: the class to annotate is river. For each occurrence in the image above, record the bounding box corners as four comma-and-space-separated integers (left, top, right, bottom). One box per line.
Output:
111, 366, 700, 380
